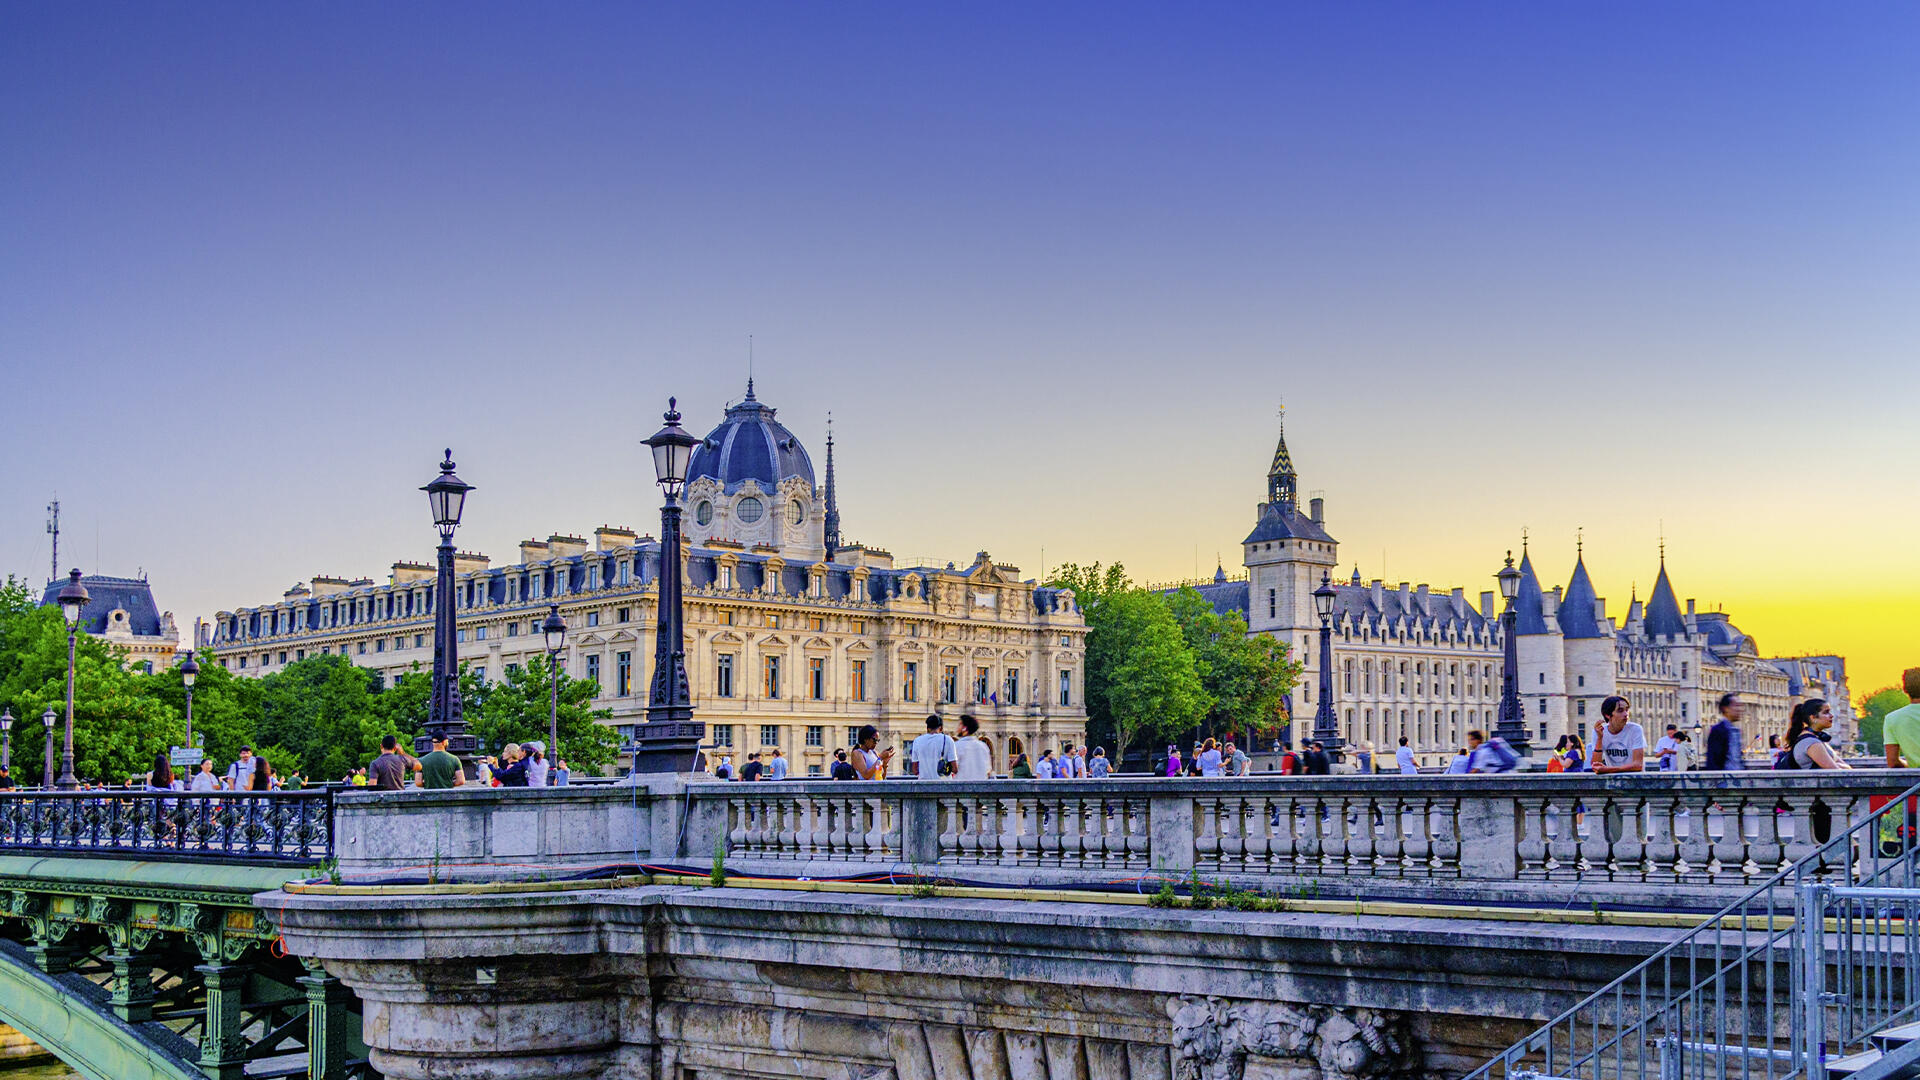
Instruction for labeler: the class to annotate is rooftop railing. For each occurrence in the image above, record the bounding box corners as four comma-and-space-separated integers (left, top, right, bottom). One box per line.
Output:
0, 788, 334, 864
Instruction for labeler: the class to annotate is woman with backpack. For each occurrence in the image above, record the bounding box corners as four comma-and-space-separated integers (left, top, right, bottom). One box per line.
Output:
1779, 699, 1848, 771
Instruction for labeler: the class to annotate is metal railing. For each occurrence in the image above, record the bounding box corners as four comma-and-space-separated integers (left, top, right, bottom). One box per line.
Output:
1467, 783, 1920, 1080
1799, 880, 1920, 1080
0, 788, 335, 863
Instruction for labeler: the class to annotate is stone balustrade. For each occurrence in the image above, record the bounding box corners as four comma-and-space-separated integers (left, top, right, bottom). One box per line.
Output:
329, 772, 1918, 906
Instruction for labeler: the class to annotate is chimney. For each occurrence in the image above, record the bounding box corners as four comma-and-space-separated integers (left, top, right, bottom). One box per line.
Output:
1450, 586, 1465, 617
1415, 584, 1430, 615
1480, 591, 1495, 618
1686, 599, 1696, 616
1371, 579, 1384, 610
1308, 497, 1324, 524
1594, 597, 1607, 623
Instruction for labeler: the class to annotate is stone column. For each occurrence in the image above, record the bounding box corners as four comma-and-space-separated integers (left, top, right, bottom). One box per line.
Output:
299, 965, 353, 1080
104, 952, 157, 1023
197, 963, 250, 1080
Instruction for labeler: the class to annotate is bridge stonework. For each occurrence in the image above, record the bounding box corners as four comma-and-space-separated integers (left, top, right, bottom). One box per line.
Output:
260, 882, 1669, 1080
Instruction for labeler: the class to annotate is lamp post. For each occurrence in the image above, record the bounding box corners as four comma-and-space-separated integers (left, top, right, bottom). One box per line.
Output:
541, 603, 566, 773
1310, 571, 1343, 757
41, 708, 55, 790
1, 708, 12, 774
418, 451, 478, 767
631, 398, 705, 774
179, 650, 199, 752
54, 569, 89, 790
1495, 551, 1530, 757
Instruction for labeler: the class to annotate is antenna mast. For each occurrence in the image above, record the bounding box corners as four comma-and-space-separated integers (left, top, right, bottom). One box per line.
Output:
46, 499, 59, 585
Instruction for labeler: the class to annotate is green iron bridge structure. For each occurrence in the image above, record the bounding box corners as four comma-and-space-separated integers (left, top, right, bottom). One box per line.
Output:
0, 788, 367, 1080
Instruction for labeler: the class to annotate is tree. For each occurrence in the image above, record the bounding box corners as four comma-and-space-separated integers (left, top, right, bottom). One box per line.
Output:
1858, 686, 1910, 754
254, 654, 401, 782
0, 577, 181, 784
463, 654, 620, 774
1046, 562, 1133, 608
1082, 588, 1208, 766
134, 656, 260, 770
1164, 587, 1300, 749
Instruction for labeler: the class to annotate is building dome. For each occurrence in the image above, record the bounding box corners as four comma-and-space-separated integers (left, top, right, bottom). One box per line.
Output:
686, 382, 816, 494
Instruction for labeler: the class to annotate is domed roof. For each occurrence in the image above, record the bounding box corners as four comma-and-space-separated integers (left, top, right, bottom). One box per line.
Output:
687, 382, 816, 494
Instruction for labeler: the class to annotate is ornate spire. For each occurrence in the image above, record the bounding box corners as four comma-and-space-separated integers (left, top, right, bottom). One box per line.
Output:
823, 414, 841, 558
1266, 404, 1297, 512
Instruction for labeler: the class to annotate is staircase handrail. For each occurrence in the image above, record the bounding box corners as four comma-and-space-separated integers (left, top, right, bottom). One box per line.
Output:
1466, 778, 1920, 1080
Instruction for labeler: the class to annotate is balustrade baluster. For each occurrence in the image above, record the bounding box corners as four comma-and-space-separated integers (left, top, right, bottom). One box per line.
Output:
1676, 792, 1714, 881
1427, 796, 1458, 874
1017, 797, 1041, 866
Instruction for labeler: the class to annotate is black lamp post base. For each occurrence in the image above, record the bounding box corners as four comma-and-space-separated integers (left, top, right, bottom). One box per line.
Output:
628, 720, 706, 775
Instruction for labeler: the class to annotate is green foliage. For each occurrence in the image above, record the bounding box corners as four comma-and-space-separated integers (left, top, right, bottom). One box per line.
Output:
133, 656, 259, 768
1167, 587, 1301, 743
1859, 686, 1910, 754
462, 654, 620, 774
0, 577, 181, 785
712, 838, 728, 887
1046, 562, 1134, 608
254, 654, 402, 782
1149, 879, 1179, 908
1083, 589, 1208, 765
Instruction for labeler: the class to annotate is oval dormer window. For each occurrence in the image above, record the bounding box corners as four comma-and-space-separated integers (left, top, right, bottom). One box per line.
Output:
789, 499, 806, 526
694, 500, 714, 526
736, 496, 765, 524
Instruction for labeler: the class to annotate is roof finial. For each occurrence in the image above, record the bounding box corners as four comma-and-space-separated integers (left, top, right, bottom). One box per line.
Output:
745, 335, 756, 401
823, 411, 841, 558
1575, 526, 1583, 559
1659, 519, 1665, 565
1521, 526, 1529, 556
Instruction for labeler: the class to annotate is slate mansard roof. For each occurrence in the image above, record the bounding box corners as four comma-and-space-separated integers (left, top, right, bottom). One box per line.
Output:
1241, 503, 1335, 546
686, 383, 817, 495
40, 575, 165, 636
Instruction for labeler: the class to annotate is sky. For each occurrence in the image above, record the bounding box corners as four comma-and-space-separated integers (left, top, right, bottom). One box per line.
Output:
2, 5, 1915, 695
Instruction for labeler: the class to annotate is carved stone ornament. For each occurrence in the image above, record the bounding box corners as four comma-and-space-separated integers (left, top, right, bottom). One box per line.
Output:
1169, 995, 1416, 1080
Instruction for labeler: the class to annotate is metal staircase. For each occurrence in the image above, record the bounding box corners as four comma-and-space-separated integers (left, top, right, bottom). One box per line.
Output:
1466, 783, 1920, 1080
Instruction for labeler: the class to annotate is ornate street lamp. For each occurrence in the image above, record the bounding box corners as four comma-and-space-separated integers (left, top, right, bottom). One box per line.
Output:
418, 451, 478, 766
1310, 571, 1343, 757
41, 708, 55, 790
1, 708, 12, 775
541, 603, 566, 774
631, 398, 705, 774
54, 569, 89, 789
1494, 552, 1530, 757
179, 650, 199, 751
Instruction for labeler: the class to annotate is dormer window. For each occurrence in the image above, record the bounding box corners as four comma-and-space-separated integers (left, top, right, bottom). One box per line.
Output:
720, 565, 734, 590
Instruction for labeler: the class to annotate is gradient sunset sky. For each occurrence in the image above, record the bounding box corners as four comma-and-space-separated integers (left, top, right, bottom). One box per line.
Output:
3, 5, 1915, 695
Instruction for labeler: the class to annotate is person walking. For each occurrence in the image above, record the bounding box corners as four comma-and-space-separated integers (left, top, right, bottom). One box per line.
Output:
1197, 739, 1224, 777
1881, 669, 1920, 768
1653, 724, 1681, 771
1706, 694, 1747, 770
712, 755, 733, 780
1466, 730, 1520, 773
1034, 748, 1058, 779
369, 735, 421, 790
1590, 697, 1647, 774
1088, 746, 1111, 778
552, 760, 570, 786
1164, 746, 1182, 777
851, 725, 892, 780
910, 716, 956, 779
767, 748, 789, 781
244, 755, 274, 792
420, 733, 465, 789
1395, 736, 1417, 775
829, 748, 859, 781
740, 752, 765, 783
190, 759, 219, 792
222, 747, 254, 790
1672, 730, 1697, 771
1305, 741, 1332, 776
953, 715, 991, 780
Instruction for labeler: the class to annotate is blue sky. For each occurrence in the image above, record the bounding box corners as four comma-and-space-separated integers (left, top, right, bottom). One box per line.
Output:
3, 5, 1915, 688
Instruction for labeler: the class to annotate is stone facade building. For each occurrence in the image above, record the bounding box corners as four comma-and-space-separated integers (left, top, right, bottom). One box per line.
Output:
39, 573, 180, 673
202, 384, 1088, 775
1186, 417, 1849, 763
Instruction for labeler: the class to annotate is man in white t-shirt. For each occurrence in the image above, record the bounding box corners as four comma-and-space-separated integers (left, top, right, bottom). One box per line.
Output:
190, 759, 220, 792
1395, 736, 1418, 774
1653, 725, 1680, 771
1591, 697, 1648, 774
953, 714, 991, 780
909, 716, 956, 779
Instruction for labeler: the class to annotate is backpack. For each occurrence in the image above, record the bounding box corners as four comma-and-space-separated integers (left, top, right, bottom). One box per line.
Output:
1482, 738, 1520, 773
1775, 733, 1821, 771
1545, 755, 1565, 773
1280, 751, 1300, 775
